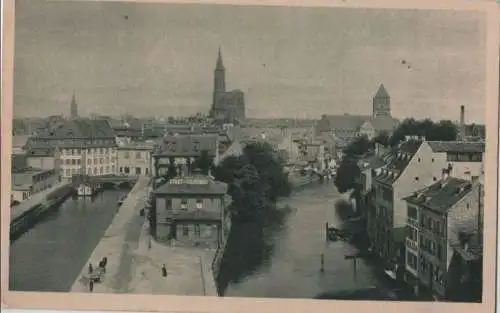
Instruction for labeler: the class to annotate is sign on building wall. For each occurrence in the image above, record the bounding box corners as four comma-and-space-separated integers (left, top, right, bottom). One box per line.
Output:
169, 178, 209, 185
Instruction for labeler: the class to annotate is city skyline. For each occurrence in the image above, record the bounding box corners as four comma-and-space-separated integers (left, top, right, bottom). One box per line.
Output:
14, 1, 486, 122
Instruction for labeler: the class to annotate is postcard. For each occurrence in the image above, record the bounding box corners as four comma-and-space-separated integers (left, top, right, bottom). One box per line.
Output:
1, 0, 499, 313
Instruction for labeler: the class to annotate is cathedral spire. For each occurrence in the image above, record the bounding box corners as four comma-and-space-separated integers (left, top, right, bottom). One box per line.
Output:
70, 90, 78, 119
216, 45, 224, 70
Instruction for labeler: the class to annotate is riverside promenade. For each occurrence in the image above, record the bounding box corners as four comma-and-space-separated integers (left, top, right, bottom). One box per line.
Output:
70, 176, 218, 296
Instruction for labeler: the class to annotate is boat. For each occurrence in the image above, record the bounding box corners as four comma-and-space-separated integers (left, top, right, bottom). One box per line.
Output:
77, 183, 95, 197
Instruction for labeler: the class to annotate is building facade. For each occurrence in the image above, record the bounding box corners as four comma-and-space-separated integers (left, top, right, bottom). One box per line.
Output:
371, 138, 448, 264
403, 177, 481, 300
117, 142, 154, 176
427, 141, 485, 181
151, 174, 231, 249
24, 118, 117, 180
11, 167, 61, 203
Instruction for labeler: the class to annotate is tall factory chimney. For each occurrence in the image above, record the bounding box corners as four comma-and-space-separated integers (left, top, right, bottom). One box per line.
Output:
460, 105, 465, 125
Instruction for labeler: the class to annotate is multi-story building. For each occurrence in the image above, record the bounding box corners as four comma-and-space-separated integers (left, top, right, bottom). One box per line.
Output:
427, 141, 485, 181
371, 137, 448, 265
152, 134, 220, 179
403, 176, 482, 300
151, 173, 231, 249
11, 164, 61, 203
117, 142, 155, 176
24, 118, 117, 180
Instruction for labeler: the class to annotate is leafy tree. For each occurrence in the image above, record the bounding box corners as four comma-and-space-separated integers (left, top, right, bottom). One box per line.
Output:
166, 157, 177, 180
389, 118, 458, 146
373, 131, 390, 147
334, 158, 361, 193
193, 150, 212, 175
343, 135, 373, 157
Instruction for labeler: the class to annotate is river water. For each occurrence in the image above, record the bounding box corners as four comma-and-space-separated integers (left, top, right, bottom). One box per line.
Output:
9, 189, 128, 292
218, 182, 394, 299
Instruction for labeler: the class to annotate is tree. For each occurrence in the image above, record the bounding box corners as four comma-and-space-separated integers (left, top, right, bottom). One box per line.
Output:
334, 158, 361, 193
373, 131, 389, 147
193, 150, 212, 175
343, 135, 373, 157
389, 118, 458, 146
166, 157, 177, 180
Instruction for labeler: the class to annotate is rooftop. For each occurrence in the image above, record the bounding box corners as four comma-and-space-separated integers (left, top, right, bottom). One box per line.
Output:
373, 140, 422, 184
155, 175, 228, 195
427, 141, 485, 153
154, 134, 218, 157
35, 118, 115, 139
316, 114, 399, 133
404, 177, 475, 214
117, 142, 156, 150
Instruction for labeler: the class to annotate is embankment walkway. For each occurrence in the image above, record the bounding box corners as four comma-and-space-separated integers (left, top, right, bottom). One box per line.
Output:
70, 176, 218, 296
10, 182, 71, 222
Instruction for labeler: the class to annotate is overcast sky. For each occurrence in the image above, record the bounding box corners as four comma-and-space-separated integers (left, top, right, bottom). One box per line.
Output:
14, 1, 487, 123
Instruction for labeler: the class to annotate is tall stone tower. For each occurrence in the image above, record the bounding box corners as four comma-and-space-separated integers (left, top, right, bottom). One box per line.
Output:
372, 84, 391, 118
70, 92, 78, 119
211, 47, 226, 117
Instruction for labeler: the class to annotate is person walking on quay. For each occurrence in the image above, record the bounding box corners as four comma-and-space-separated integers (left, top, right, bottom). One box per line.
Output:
89, 279, 94, 292
88, 263, 93, 274
161, 264, 167, 278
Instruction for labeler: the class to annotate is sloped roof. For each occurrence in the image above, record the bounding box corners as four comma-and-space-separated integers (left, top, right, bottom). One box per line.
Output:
317, 114, 399, 132
155, 175, 228, 195
155, 134, 218, 157
374, 84, 390, 99
404, 177, 474, 214
427, 141, 485, 153
12, 135, 30, 148
35, 118, 115, 139
373, 140, 422, 185
358, 154, 386, 171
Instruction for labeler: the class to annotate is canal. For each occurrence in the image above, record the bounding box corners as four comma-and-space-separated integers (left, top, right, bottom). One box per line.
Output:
218, 182, 395, 299
9, 189, 129, 292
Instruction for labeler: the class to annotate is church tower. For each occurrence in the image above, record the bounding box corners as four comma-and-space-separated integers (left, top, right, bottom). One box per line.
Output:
70, 92, 78, 119
372, 84, 391, 118
211, 47, 226, 117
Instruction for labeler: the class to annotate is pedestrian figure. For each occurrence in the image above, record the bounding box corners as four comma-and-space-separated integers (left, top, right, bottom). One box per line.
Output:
320, 253, 325, 273
102, 257, 108, 268
89, 279, 94, 292
88, 263, 93, 274
161, 264, 167, 277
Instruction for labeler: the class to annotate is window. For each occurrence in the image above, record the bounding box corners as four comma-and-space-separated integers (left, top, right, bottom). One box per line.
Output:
437, 243, 442, 260
196, 199, 203, 209
136, 167, 141, 175
136, 151, 142, 159
65, 169, 71, 177
88, 158, 92, 165
105, 166, 109, 173
87, 168, 91, 174
407, 205, 418, 220
124, 151, 130, 159
71, 159, 76, 165
124, 167, 130, 174
100, 157, 103, 164
93, 167, 97, 175
99, 167, 103, 175
466, 203, 470, 209
182, 225, 189, 236
145, 168, 149, 175
180, 198, 188, 210
194, 225, 201, 237
166, 198, 172, 210
406, 251, 418, 270
120, 167, 123, 173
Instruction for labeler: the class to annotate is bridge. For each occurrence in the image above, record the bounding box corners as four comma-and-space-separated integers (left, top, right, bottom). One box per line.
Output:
72, 174, 139, 188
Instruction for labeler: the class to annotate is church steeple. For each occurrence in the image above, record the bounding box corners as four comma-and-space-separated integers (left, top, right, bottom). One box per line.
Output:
216, 45, 225, 70
372, 84, 391, 118
70, 91, 78, 119
211, 46, 226, 117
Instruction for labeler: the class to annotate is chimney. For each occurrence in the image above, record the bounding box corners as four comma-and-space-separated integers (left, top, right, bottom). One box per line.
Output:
460, 105, 465, 125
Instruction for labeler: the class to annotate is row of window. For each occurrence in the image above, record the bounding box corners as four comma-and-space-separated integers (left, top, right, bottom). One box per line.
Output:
62, 147, 115, 155
420, 257, 445, 286
34, 139, 114, 146
420, 214, 444, 236
63, 166, 115, 177
64, 157, 114, 165
446, 152, 483, 162
119, 166, 148, 175
164, 198, 204, 210
122, 151, 149, 159
419, 235, 443, 260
